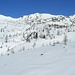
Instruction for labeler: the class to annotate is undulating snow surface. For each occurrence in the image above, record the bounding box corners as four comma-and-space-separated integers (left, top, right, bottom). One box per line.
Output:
0, 41, 75, 75
0, 13, 75, 75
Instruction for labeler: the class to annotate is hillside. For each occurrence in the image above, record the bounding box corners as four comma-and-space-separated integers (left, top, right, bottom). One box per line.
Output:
0, 13, 75, 55
0, 13, 75, 75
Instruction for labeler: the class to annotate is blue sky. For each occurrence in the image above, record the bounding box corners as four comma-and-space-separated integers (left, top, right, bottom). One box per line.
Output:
0, 0, 75, 18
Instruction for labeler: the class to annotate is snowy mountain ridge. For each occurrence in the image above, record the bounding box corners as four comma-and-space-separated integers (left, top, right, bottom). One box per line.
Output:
0, 13, 75, 55
0, 13, 75, 26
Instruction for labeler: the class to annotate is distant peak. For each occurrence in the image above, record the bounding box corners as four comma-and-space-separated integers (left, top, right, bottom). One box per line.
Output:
0, 14, 18, 20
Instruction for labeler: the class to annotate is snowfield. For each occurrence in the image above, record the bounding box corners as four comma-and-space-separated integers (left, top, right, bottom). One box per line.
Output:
0, 13, 75, 75
0, 41, 75, 75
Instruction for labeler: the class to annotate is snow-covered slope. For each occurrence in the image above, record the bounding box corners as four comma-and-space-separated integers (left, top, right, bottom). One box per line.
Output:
0, 41, 75, 75
0, 13, 75, 75
0, 13, 75, 55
